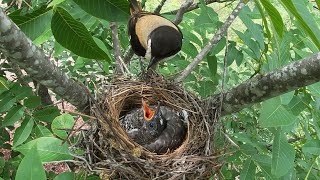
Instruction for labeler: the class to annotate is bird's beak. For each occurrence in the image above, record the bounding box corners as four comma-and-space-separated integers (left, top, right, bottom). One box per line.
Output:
142, 99, 155, 121
147, 57, 157, 70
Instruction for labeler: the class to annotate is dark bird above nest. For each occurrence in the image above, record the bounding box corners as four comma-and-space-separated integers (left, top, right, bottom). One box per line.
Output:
128, 0, 183, 69
120, 98, 187, 154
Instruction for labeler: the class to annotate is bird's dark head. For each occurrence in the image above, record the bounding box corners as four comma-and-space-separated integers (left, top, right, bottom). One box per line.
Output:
142, 99, 166, 136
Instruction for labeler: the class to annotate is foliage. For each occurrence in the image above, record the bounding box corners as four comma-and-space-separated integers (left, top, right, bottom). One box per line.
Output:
0, 0, 319, 179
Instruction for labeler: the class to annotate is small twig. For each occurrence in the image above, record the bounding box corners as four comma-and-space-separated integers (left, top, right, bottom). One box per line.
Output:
174, 0, 194, 25
63, 109, 97, 119
124, 47, 135, 64
154, 0, 168, 14
176, 0, 248, 82
110, 22, 125, 75
165, 0, 234, 15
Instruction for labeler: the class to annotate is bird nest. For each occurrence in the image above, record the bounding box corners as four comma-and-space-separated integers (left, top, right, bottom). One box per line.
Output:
74, 76, 225, 179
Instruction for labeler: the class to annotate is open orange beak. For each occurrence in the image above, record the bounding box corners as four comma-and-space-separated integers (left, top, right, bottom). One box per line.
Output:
142, 99, 155, 121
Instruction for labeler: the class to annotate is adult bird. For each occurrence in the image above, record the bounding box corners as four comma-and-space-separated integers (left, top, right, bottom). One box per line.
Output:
128, 0, 183, 69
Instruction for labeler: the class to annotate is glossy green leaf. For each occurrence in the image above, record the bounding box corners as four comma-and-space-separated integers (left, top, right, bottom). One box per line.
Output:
10, 84, 33, 100
308, 82, 320, 97
2, 105, 25, 127
51, 7, 110, 60
51, 114, 75, 139
34, 124, 53, 137
24, 96, 41, 109
13, 117, 34, 147
73, 0, 129, 22
207, 55, 217, 77
9, 6, 53, 40
34, 107, 60, 122
0, 91, 16, 113
280, 0, 320, 49
48, 0, 66, 7
259, 97, 297, 127
15, 145, 46, 180
240, 158, 256, 180
14, 137, 72, 162
0, 77, 9, 91
260, 0, 284, 37
271, 130, 295, 177
302, 139, 320, 155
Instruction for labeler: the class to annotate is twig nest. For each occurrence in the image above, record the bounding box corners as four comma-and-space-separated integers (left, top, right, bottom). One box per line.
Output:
78, 76, 222, 179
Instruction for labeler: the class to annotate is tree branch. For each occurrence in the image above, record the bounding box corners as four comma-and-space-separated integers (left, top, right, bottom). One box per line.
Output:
0, 8, 90, 112
206, 52, 320, 117
154, 0, 168, 14
173, 0, 194, 25
165, 0, 235, 15
176, 0, 247, 82
110, 22, 125, 75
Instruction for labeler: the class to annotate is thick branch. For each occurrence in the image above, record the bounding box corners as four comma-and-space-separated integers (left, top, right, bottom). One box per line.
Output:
176, 0, 247, 82
206, 52, 320, 117
0, 8, 89, 112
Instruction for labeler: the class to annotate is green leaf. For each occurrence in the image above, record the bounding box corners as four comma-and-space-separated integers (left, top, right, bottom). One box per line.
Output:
34, 107, 60, 122
15, 145, 46, 180
0, 91, 16, 113
240, 158, 256, 180
302, 139, 320, 155
51, 114, 75, 139
24, 96, 41, 109
53, 172, 75, 180
271, 130, 295, 177
259, 97, 297, 127
308, 82, 320, 98
260, 0, 284, 38
207, 55, 217, 77
194, 0, 219, 27
9, 6, 53, 41
14, 137, 72, 162
48, 0, 66, 7
51, 7, 110, 60
11, 84, 33, 100
34, 124, 53, 137
239, 7, 265, 50
280, 0, 320, 49
0, 77, 9, 91
2, 105, 25, 127
252, 155, 275, 179
73, 0, 129, 22
198, 80, 215, 98
13, 117, 34, 147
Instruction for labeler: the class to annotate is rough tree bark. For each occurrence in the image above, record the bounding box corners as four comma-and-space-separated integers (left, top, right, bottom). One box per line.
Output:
206, 52, 320, 117
0, 8, 90, 112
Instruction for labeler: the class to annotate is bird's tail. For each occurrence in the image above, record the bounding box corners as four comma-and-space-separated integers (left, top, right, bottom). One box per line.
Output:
129, 0, 142, 14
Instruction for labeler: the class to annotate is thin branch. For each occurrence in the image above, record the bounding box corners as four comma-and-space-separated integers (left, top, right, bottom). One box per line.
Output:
110, 22, 125, 75
176, 0, 248, 82
165, 0, 235, 15
154, 0, 168, 14
173, 0, 194, 25
206, 52, 320, 117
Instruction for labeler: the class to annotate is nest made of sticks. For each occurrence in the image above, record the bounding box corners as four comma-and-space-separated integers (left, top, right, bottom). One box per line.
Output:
75, 76, 225, 179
